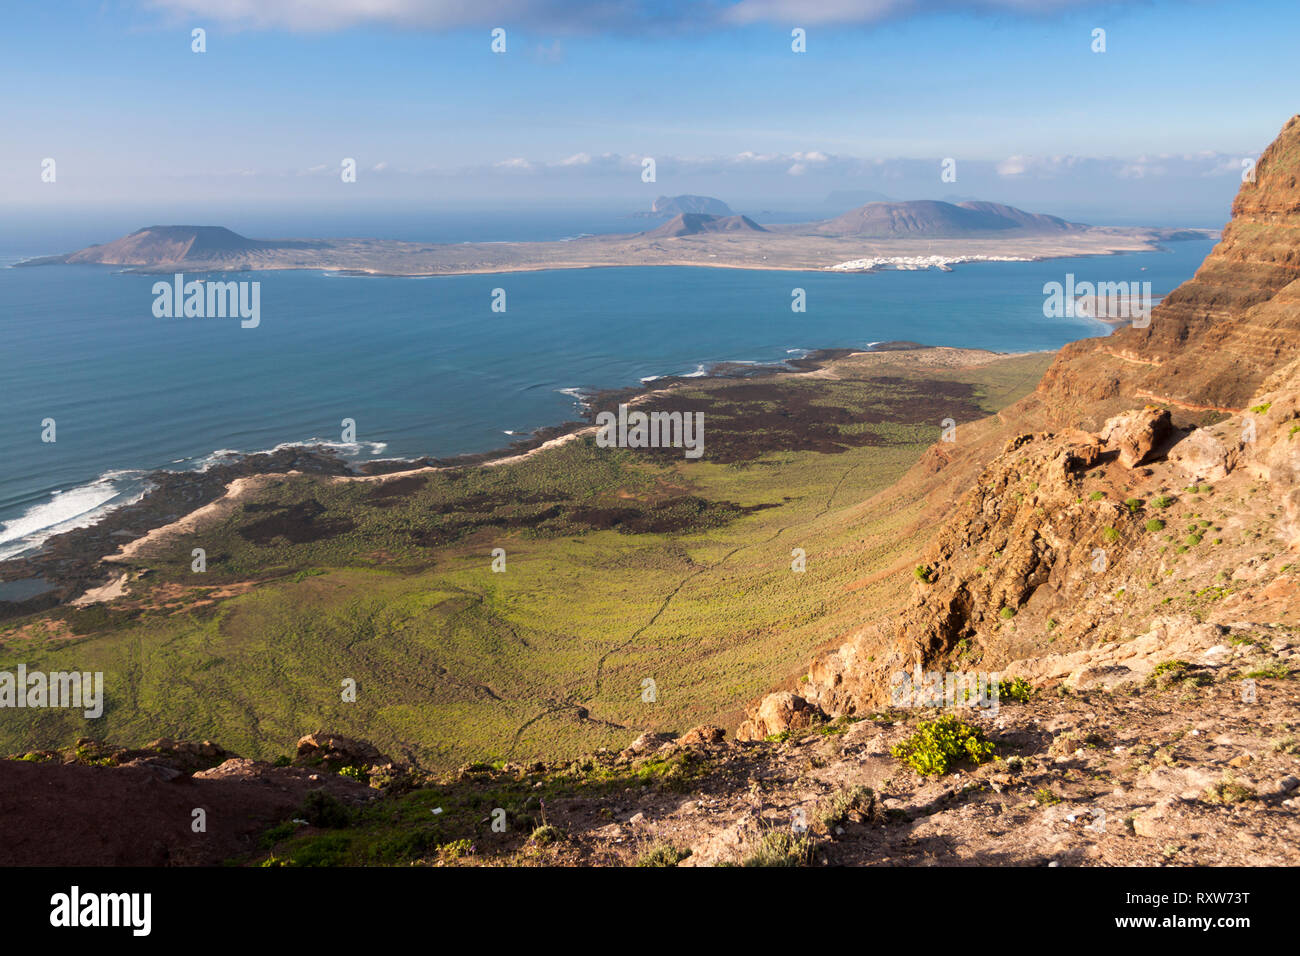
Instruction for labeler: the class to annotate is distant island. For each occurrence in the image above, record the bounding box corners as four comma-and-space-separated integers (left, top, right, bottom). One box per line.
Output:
17, 199, 1217, 277
629, 194, 737, 218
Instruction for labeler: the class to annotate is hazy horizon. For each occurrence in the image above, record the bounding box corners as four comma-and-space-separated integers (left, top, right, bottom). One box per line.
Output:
5, 0, 1297, 230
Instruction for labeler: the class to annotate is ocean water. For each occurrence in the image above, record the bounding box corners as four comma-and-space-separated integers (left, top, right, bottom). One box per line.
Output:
0, 239, 1215, 559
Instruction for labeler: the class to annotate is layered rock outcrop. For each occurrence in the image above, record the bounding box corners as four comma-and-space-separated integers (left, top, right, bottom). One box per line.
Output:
1039, 114, 1300, 420
739, 116, 1300, 735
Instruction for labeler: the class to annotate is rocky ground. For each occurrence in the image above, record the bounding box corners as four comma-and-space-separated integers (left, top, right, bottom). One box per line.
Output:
5, 631, 1296, 867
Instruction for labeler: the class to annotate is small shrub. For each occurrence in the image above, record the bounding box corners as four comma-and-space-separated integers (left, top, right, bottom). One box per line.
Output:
1102, 526, 1120, 543
259, 821, 298, 848
530, 825, 565, 847
637, 842, 691, 867
1243, 662, 1292, 680
437, 838, 474, 863
1145, 518, 1165, 532
1089, 491, 1106, 501
297, 790, 352, 829
1202, 778, 1257, 805
998, 676, 1034, 703
741, 829, 817, 867
285, 833, 352, 867
818, 785, 876, 830
999, 606, 1016, 620
1124, 497, 1143, 514
913, 564, 933, 583
1148, 659, 1211, 688
890, 715, 996, 776
1034, 788, 1062, 806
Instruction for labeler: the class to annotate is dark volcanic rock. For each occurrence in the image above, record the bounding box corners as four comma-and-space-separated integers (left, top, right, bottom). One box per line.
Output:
0, 446, 352, 616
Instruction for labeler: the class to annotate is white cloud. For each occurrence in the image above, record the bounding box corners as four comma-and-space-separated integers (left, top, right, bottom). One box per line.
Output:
996, 154, 1082, 177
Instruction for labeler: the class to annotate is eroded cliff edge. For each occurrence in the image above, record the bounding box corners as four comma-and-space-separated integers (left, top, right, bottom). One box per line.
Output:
742, 114, 1300, 737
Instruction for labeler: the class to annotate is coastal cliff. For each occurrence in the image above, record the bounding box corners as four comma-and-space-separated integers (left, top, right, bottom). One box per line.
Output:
741, 115, 1300, 734
1037, 114, 1300, 419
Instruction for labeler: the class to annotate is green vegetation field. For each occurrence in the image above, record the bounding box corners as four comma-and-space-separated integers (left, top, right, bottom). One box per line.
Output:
0, 351, 1051, 769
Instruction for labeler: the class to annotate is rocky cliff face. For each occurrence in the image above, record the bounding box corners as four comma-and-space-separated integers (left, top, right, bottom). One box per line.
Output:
1039, 114, 1300, 421
780, 366, 1300, 727
740, 116, 1300, 736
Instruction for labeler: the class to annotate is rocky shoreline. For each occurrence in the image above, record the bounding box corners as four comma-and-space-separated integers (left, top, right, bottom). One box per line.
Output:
0, 345, 913, 619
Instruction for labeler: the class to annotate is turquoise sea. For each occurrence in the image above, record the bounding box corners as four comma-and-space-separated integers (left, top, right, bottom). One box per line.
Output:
0, 233, 1216, 560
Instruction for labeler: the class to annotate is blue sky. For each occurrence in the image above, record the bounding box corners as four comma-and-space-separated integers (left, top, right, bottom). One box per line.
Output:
2, 0, 1297, 225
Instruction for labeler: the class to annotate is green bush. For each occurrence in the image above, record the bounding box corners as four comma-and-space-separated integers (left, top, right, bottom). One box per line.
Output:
998, 676, 1034, 703
818, 785, 876, 830
1203, 779, 1257, 804
1243, 663, 1292, 679
999, 606, 1016, 620
259, 820, 298, 848
890, 715, 996, 776
1145, 518, 1165, 532
1148, 659, 1212, 688
285, 833, 352, 866
741, 829, 817, 867
1102, 526, 1120, 543
297, 790, 352, 829
637, 842, 692, 867
530, 825, 565, 846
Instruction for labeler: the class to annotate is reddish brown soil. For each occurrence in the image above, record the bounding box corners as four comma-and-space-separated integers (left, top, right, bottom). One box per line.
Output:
0, 758, 368, 866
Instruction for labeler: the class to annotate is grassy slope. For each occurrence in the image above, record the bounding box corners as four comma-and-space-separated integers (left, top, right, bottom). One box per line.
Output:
0, 351, 1051, 769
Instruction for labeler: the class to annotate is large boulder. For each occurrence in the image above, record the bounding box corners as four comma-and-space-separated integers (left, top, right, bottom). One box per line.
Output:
1099, 406, 1172, 468
1169, 426, 1241, 482
295, 732, 386, 770
735, 692, 824, 742
619, 731, 674, 759
677, 725, 726, 747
